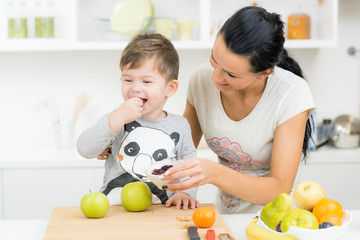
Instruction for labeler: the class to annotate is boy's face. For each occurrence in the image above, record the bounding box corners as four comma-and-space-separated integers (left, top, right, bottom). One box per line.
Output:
121, 57, 177, 119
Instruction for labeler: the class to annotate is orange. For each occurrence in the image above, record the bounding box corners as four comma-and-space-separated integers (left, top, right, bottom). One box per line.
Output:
192, 208, 216, 228
312, 198, 343, 222
319, 213, 342, 226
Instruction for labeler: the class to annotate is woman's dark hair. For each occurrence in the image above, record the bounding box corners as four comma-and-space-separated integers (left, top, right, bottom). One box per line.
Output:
219, 6, 313, 160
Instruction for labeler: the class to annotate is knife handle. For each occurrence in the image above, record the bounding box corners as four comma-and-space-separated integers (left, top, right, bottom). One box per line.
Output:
206, 229, 215, 240
187, 226, 200, 240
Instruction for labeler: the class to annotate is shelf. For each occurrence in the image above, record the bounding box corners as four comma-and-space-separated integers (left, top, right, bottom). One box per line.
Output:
285, 39, 338, 49
0, 40, 214, 52
0, 0, 339, 52
0, 39, 338, 52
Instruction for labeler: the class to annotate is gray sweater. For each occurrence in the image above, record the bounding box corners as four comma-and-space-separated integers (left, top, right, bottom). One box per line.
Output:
77, 112, 197, 204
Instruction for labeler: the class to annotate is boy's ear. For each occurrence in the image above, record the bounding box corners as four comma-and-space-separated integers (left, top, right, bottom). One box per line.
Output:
166, 79, 179, 97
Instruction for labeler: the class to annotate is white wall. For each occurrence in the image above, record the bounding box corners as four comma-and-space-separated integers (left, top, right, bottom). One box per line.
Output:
0, 49, 210, 149
1, 0, 360, 150
288, 0, 360, 122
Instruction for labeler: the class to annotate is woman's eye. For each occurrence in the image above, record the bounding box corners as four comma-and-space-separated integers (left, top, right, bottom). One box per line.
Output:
227, 73, 236, 78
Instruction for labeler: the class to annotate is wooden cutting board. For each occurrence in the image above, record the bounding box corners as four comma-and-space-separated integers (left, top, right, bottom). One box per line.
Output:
44, 203, 234, 240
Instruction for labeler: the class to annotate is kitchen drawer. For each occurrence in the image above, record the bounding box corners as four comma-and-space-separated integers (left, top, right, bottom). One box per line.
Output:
0, 170, 3, 219
3, 168, 104, 219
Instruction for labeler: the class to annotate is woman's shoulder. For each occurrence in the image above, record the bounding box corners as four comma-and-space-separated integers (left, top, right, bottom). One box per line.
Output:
271, 66, 310, 90
191, 63, 213, 81
196, 62, 213, 72
188, 62, 215, 99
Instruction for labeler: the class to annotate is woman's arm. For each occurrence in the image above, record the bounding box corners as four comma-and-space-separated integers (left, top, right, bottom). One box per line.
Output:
183, 100, 203, 148
165, 109, 309, 205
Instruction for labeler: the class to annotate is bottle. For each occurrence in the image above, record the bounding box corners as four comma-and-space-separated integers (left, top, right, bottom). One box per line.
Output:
35, 0, 55, 38
288, 13, 310, 39
322, 119, 333, 139
288, 4, 310, 40
7, 0, 28, 38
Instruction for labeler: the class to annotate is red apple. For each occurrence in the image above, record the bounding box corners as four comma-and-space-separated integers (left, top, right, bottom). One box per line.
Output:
293, 181, 326, 211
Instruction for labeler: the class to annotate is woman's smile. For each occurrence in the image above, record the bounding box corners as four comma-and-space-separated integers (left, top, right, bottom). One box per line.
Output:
216, 82, 230, 87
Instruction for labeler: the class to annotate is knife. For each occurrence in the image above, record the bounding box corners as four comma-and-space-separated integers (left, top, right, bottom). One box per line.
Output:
206, 229, 215, 240
219, 233, 236, 240
187, 226, 200, 240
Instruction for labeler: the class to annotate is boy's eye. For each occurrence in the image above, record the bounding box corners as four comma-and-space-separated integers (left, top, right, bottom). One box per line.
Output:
123, 79, 132, 82
143, 80, 152, 84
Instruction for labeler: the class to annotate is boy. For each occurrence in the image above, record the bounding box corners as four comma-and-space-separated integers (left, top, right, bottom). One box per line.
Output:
77, 33, 199, 209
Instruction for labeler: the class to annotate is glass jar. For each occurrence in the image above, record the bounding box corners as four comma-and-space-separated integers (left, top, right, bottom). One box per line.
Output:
35, 0, 55, 38
7, 0, 28, 38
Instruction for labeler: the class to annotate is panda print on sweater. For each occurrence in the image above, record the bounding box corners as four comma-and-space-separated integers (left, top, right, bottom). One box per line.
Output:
102, 120, 180, 204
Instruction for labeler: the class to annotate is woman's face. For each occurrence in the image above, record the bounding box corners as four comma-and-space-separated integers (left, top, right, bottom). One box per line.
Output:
210, 35, 264, 92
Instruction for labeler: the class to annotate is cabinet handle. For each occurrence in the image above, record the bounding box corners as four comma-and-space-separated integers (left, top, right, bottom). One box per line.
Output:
348, 46, 360, 56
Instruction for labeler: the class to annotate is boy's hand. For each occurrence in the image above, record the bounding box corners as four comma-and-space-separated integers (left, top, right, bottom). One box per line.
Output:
165, 192, 200, 210
97, 147, 111, 160
109, 97, 144, 132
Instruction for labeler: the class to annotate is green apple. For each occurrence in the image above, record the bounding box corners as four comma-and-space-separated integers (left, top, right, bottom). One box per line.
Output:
260, 193, 292, 230
121, 182, 152, 212
293, 181, 326, 211
281, 209, 319, 232
80, 191, 110, 218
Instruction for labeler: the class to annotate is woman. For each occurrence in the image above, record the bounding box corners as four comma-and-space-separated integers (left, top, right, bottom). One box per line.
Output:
162, 6, 315, 214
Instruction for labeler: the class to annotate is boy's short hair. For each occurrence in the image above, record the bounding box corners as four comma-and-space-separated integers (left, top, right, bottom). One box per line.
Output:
120, 33, 179, 81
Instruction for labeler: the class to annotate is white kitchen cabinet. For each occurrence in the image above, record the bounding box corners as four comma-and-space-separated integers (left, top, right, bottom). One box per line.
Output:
0, 0, 338, 51
0, 170, 3, 219
2, 167, 104, 219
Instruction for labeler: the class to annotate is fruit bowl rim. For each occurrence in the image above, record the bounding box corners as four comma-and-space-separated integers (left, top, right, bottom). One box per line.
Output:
257, 208, 352, 238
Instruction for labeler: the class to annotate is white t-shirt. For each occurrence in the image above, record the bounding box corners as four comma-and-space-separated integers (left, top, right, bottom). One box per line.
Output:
187, 63, 315, 214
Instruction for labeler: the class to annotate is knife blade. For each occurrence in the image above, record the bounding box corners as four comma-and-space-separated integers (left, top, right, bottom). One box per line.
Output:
187, 226, 200, 240
219, 233, 236, 240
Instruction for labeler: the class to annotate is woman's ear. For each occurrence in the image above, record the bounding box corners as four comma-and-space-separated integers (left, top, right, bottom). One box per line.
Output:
166, 79, 179, 97
257, 68, 273, 80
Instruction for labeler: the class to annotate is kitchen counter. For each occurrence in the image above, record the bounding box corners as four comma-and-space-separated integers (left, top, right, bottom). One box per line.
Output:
1, 144, 359, 168
0, 211, 359, 240
1, 145, 359, 219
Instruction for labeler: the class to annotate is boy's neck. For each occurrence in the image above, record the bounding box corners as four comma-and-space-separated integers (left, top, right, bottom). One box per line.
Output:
142, 110, 167, 120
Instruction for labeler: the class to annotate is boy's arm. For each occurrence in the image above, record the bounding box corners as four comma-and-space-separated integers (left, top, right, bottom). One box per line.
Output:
78, 97, 144, 158
77, 113, 117, 158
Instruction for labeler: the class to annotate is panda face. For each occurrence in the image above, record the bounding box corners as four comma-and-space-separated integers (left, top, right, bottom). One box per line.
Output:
118, 121, 179, 181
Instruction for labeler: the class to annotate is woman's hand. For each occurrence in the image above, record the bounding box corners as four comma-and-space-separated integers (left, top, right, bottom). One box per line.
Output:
97, 147, 111, 160
165, 192, 200, 210
163, 158, 217, 191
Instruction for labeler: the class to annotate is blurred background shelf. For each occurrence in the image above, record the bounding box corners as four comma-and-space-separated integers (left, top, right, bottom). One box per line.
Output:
0, 0, 339, 51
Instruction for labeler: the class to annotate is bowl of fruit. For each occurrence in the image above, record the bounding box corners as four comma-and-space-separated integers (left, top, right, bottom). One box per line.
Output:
246, 181, 352, 240
256, 208, 352, 240
145, 160, 182, 189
